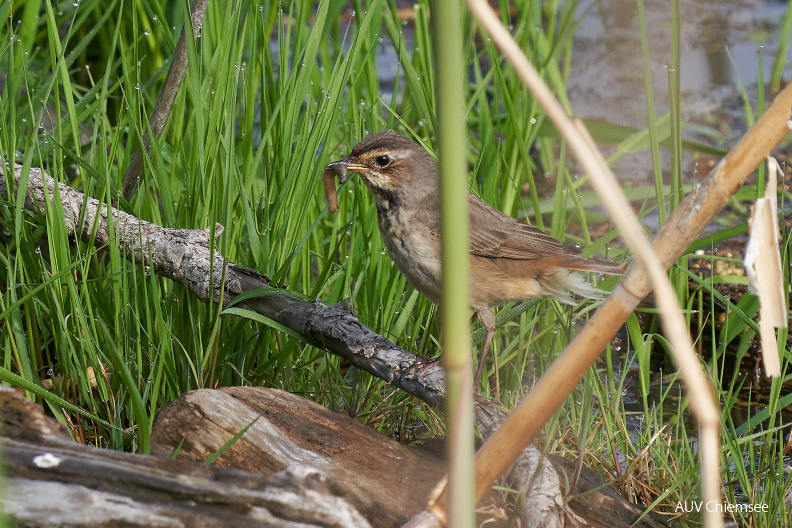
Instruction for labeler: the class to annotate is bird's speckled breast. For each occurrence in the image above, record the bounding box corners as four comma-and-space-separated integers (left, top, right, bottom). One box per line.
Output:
376, 204, 442, 304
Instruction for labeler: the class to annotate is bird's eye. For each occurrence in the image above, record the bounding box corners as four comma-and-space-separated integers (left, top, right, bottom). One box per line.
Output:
375, 155, 390, 167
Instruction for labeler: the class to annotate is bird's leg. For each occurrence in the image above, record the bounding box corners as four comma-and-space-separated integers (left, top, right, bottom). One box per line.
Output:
474, 328, 494, 388
474, 309, 496, 388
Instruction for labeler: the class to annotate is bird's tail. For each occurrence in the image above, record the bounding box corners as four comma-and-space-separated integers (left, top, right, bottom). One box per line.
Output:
539, 265, 622, 305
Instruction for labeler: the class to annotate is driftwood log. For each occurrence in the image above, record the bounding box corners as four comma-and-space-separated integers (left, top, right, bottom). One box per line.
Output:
151, 386, 446, 527
0, 385, 371, 528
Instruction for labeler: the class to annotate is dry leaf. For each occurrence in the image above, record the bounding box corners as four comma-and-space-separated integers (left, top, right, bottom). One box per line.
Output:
744, 157, 787, 377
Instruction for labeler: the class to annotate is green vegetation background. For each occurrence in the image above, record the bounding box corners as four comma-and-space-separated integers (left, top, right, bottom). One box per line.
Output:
0, 1, 789, 525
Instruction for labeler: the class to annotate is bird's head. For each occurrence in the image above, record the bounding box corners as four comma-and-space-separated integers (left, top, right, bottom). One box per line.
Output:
324, 131, 437, 208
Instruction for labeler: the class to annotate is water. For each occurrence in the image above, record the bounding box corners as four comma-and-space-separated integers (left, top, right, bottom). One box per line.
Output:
570, 0, 792, 183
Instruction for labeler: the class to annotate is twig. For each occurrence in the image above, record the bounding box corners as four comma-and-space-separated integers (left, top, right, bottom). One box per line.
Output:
121, 0, 211, 200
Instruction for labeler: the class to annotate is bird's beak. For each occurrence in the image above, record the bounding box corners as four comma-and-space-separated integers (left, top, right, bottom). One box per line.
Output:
324, 158, 369, 184
322, 158, 367, 213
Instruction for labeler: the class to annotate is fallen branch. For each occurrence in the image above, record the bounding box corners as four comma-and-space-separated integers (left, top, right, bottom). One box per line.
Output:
0, 160, 443, 406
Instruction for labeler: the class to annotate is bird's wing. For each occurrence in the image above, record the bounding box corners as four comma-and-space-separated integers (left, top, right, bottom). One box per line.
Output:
467, 194, 569, 260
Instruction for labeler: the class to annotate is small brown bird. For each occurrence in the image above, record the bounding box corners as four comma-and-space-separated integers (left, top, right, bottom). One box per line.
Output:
325, 131, 624, 385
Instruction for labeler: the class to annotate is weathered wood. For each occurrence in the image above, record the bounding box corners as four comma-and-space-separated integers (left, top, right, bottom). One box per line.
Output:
0, 386, 370, 528
151, 386, 447, 528
4, 439, 371, 528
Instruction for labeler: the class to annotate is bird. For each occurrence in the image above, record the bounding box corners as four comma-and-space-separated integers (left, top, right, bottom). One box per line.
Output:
324, 131, 624, 386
